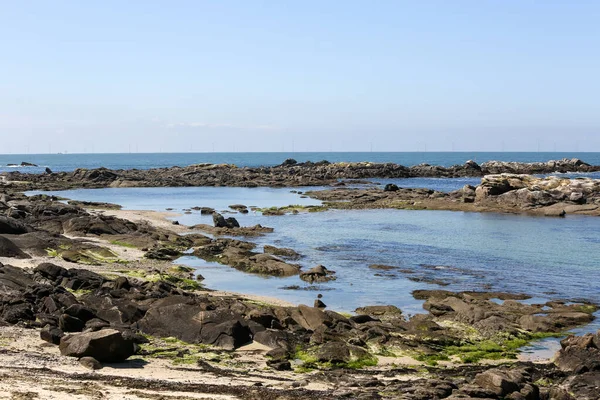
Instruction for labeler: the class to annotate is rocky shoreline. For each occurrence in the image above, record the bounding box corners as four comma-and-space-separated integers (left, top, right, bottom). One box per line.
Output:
1, 160, 600, 398
0, 190, 599, 398
307, 174, 600, 217
2, 157, 599, 190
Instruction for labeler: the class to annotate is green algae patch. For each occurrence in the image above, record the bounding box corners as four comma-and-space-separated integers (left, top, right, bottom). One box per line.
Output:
45, 248, 60, 258
414, 331, 565, 365
574, 304, 598, 314
46, 246, 128, 265
292, 345, 378, 373
344, 354, 379, 369
115, 269, 203, 291
109, 240, 138, 248
137, 336, 223, 366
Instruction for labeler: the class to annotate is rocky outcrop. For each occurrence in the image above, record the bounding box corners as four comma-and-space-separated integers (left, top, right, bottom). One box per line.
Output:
474, 174, 600, 210
0, 216, 32, 234
480, 158, 596, 174
554, 331, 600, 373
192, 223, 273, 237
299, 265, 336, 283
4, 158, 599, 190
3, 256, 600, 399
308, 174, 600, 216
193, 238, 301, 276
0, 236, 31, 258
418, 290, 595, 336
59, 329, 135, 362
263, 245, 301, 260
212, 212, 240, 229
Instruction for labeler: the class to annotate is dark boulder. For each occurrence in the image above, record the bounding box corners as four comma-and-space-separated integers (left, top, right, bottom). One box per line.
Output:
0, 236, 30, 258
384, 183, 399, 192
64, 304, 97, 323
59, 313, 86, 332
0, 263, 35, 289
0, 216, 32, 234
2, 303, 34, 324
94, 299, 145, 325
212, 213, 228, 228
144, 246, 182, 260
62, 268, 105, 291
85, 318, 111, 331
138, 302, 251, 349
253, 330, 296, 351
137, 302, 205, 343
225, 217, 240, 228
200, 319, 251, 350
40, 325, 64, 345
473, 368, 527, 397
212, 213, 239, 229
554, 332, 600, 372
62, 215, 138, 236
59, 329, 135, 362
267, 359, 292, 370
33, 263, 69, 283
290, 304, 333, 331
300, 265, 336, 283
316, 341, 351, 363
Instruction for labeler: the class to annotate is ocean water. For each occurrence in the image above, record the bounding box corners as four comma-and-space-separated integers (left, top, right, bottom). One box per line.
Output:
31, 186, 600, 317
3, 151, 600, 174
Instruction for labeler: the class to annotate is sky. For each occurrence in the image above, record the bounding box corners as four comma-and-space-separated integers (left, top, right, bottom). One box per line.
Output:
1, 0, 599, 153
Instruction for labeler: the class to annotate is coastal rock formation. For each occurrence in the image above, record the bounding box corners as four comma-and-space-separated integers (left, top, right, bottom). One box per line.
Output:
3, 158, 599, 190
480, 158, 594, 174
263, 244, 301, 260
212, 212, 240, 228
193, 238, 301, 276
3, 258, 599, 398
59, 329, 135, 362
2, 168, 600, 398
299, 265, 336, 283
474, 174, 600, 209
191, 223, 274, 237
308, 174, 600, 216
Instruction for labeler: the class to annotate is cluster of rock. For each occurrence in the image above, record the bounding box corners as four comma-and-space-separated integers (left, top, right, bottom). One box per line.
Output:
0, 192, 204, 263
470, 174, 600, 212
3, 158, 599, 190
309, 174, 600, 216
2, 259, 599, 397
193, 237, 301, 276
1, 188, 600, 397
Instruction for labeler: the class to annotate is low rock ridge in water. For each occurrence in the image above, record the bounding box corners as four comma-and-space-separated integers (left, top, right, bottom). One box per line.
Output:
2, 157, 600, 190
310, 173, 600, 216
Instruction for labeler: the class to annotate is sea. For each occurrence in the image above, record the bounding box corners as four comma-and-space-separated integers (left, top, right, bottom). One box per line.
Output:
2, 151, 600, 174
13, 152, 600, 357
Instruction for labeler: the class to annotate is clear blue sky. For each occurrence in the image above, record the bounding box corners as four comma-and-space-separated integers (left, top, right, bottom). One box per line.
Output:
1, 1, 599, 153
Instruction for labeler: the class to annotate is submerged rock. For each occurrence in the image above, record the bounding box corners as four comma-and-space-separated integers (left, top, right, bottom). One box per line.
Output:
300, 265, 336, 283
263, 245, 301, 259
